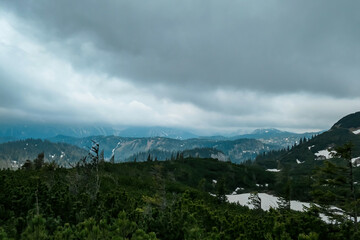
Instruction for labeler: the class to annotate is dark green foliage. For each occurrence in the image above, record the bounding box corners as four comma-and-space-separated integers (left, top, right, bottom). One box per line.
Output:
254, 124, 360, 203
34, 152, 45, 170
312, 142, 359, 228
0, 157, 357, 239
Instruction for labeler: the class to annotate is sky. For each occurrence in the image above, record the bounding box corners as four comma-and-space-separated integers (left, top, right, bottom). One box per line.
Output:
0, 0, 359, 135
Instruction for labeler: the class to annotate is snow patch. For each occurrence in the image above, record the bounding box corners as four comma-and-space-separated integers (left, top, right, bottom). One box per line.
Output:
227, 193, 279, 211
296, 159, 304, 164
232, 187, 245, 194
308, 145, 315, 150
351, 157, 360, 167
111, 141, 122, 158
226, 193, 337, 222
11, 160, 19, 169
315, 149, 335, 160
266, 169, 280, 172
353, 129, 360, 135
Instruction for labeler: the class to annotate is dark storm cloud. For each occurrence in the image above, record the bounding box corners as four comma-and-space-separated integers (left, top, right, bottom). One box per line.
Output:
1, 1, 360, 133
2, 0, 360, 97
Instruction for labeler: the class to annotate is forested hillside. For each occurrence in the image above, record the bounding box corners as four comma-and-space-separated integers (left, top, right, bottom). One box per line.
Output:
0, 157, 357, 239
254, 112, 360, 201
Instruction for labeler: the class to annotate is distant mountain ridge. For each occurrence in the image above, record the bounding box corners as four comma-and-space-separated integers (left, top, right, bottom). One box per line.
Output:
227, 128, 321, 148
0, 123, 319, 143
48, 135, 278, 164
0, 124, 198, 141
0, 124, 320, 164
116, 126, 198, 139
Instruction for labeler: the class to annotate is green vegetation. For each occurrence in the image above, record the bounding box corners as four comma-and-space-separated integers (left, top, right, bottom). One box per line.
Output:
0, 155, 357, 239
254, 125, 360, 202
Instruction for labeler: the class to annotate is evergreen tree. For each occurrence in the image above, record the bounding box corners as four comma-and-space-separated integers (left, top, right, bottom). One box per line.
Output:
34, 152, 45, 170
332, 142, 358, 227
99, 149, 105, 163
21, 215, 48, 240
312, 142, 358, 229
216, 178, 226, 203
248, 192, 261, 210
22, 159, 33, 170
110, 154, 115, 164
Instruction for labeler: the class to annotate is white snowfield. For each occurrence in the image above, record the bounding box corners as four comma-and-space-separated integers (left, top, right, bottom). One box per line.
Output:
266, 169, 281, 172
353, 129, 360, 135
315, 149, 335, 160
226, 193, 310, 211
226, 193, 345, 223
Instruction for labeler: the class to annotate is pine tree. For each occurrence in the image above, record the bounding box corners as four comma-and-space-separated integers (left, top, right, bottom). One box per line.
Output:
216, 178, 226, 203
22, 159, 33, 170
312, 142, 358, 228
248, 192, 261, 210
21, 215, 48, 240
99, 149, 105, 163
110, 154, 115, 164
34, 152, 45, 170
332, 142, 358, 227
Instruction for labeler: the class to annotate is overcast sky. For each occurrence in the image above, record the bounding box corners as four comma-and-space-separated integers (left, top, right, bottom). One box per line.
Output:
0, 0, 359, 134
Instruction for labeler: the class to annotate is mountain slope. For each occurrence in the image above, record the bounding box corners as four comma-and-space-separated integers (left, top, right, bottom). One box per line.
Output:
229, 128, 320, 148
332, 111, 360, 130
256, 111, 360, 167
117, 126, 198, 139
253, 111, 360, 201
0, 139, 88, 169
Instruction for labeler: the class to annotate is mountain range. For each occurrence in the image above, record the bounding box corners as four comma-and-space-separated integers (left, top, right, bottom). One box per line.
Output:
0, 125, 198, 141
0, 123, 325, 168
48, 135, 278, 164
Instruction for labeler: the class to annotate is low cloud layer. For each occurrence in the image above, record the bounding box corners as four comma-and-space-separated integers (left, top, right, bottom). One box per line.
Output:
0, 1, 359, 134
